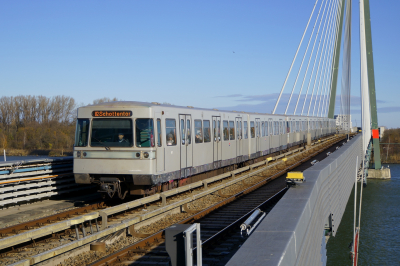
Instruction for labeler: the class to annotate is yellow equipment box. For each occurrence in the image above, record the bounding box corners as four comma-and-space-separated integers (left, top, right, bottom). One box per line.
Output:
287, 172, 304, 180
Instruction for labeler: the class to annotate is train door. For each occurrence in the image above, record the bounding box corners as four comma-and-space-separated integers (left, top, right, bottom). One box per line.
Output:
212, 116, 222, 168
235, 117, 242, 162
155, 116, 164, 172
179, 114, 192, 178
255, 118, 261, 154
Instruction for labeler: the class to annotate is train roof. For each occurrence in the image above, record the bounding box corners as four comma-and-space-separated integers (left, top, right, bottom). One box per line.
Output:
81, 101, 334, 119
81, 101, 277, 115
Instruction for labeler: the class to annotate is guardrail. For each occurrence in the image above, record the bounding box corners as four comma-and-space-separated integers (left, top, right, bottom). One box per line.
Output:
0, 157, 87, 207
227, 134, 362, 266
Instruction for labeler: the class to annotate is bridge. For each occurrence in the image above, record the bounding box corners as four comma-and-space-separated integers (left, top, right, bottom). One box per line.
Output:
0, 0, 385, 266
228, 0, 383, 264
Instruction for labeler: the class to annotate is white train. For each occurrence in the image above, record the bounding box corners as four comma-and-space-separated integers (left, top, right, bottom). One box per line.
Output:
73, 101, 336, 198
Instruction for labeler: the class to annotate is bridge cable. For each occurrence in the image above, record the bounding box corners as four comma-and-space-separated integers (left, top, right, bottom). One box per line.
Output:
315, 0, 339, 116
285, 0, 328, 115
312, 0, 338, 116
293, 0, 330, 115
300, 0, 335, 116
340, 0, 352, 131
324, 0, 344, 117
311, 0, 338, 116
306, 0, 336, 116
318, 1, 340, 116
272, 0, 319, 114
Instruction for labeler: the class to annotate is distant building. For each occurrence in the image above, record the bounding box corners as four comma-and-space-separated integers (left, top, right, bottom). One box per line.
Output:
334, 114, 352, 131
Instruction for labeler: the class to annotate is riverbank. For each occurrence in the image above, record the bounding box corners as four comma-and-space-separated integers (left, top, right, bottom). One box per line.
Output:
379, 128, 400, 163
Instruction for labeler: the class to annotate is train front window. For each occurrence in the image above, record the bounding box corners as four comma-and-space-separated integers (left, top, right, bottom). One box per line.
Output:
91, 119, 133, 147
75, 119, 89, 147
136, 119, 155, 147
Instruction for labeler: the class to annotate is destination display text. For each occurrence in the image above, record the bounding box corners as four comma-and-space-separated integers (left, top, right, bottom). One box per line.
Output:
92, 111, 132, 117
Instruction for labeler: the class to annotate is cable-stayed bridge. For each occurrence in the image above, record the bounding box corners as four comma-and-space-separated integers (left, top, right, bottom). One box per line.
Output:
227, 0, 382, 265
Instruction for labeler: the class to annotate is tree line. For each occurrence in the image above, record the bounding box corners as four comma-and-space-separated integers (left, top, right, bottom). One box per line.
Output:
380, 128, 400, 163
0, 95, 117, 151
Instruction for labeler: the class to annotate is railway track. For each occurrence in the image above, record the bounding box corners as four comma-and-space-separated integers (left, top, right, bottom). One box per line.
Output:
0, 134, 350, 266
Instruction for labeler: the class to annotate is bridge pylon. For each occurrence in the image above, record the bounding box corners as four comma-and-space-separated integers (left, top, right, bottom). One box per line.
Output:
363, 0, 381, 170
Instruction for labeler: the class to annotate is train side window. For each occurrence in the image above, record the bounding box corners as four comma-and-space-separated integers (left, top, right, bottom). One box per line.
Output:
195, 120, 203, 143
157, 119, 162, 147
136, 119, 155, 147
181, 119, 185, 145
269, 122, 273, 135
261, 122, 265, 137
229, 121, 235, 140
265, 122, 269, 136
244, 121, 248, 139
240, 121, 242, 139
236, 121, 241, 139
250, 121, 255, 138
223, 120, 229, 141
187, 119, 191, 144
213, 120, 217, 142
166, 119, 176, 146
203, 120, 211, 143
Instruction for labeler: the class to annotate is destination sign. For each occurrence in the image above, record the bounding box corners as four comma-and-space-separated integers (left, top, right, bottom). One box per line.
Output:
92, 111, 132, 117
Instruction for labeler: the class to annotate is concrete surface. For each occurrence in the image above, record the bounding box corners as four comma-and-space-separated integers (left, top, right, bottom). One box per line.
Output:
367, 168, 391, 179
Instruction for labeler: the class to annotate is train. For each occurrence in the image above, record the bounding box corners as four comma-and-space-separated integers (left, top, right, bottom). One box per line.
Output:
73, 101, 336, 198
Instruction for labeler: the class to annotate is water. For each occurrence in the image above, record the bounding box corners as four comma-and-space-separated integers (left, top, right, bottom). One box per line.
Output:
327, 164, 400, 265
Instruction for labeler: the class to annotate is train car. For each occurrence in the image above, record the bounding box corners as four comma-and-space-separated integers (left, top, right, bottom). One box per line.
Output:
73, 101, 335, 198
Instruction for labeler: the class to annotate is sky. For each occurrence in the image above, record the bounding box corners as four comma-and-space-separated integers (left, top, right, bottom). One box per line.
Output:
0, 0, 399, 128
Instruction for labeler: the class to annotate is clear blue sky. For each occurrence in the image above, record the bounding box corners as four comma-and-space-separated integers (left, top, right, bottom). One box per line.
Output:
1, 0, 399, 128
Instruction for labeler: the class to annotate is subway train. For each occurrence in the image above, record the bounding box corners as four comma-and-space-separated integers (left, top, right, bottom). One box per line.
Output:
73, 101, 336, 198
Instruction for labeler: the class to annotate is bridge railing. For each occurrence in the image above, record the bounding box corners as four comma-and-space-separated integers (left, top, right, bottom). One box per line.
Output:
227, 134, 362, 266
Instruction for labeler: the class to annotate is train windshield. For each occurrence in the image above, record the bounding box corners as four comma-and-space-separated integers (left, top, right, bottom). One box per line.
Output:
91, 119, 133, 147
75, 119, 90, 147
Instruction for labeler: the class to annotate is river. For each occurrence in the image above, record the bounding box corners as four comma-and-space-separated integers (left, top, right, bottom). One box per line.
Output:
327, 164, 400, 265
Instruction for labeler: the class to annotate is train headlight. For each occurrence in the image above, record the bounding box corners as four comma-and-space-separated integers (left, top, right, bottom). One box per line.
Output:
83, 152, 87, 157
76, 151, 81, 158
136, 152, 140, 158
144, 152, 149, 158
